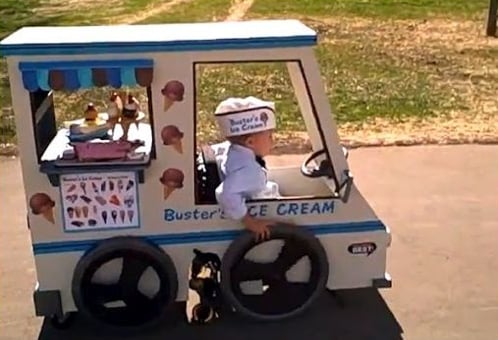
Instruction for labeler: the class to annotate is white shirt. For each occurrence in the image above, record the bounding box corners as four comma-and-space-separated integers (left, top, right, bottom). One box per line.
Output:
215, 143, 279, 220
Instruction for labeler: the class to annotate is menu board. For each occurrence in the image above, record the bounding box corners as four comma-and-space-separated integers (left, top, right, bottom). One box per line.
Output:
60, 171, 139, 231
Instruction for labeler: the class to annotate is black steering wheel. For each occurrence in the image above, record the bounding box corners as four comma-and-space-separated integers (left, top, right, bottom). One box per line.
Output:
301, 149, 333, 178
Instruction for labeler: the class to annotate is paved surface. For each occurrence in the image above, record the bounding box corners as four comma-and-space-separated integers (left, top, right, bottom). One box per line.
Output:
1, 145, 497, 340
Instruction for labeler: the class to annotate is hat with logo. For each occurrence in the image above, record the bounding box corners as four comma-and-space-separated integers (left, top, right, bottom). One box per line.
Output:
214, 96, 276, 137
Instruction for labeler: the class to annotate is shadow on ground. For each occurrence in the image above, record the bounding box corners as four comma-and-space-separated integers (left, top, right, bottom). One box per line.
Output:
38, 288, 403, 340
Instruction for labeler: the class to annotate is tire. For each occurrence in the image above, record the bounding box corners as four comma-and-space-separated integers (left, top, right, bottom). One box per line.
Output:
220, 224, 329, 322
71, 236, 178, 331
49, 312, 76, 330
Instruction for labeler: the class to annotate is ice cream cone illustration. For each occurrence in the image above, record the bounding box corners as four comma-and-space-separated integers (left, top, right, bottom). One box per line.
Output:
29, 193, 56, 224
163, 97, 174, 112
172, 141, 183, 154
161, 125, 184, 154
163, 186, 175, 200
120, 210, 126, 223
82, 206, 89, 218
161, 80, 185, 112
159, 168, 184, 200
260, 111, 269, 126
42, 209, 55, 224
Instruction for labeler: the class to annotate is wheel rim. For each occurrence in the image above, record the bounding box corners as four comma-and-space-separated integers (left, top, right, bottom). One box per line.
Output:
79, 248, 172, 327
229, 235, 323, 317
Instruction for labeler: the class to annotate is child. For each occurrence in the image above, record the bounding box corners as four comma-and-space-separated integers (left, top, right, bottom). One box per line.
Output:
214, 96, 280, 241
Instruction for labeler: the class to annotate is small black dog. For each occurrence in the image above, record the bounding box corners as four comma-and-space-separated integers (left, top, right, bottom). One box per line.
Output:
186, 248, 222, 324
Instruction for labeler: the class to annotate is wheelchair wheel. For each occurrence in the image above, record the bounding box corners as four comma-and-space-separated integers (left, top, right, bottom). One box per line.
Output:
220, 224, 329, 321
71, 236, 178, 330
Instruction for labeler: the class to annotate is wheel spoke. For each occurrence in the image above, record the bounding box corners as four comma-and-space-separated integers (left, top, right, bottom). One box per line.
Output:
119, 254, 149, 289
231, 259, 275, 283
272, 238, 309, 274
88, 283, 122, 304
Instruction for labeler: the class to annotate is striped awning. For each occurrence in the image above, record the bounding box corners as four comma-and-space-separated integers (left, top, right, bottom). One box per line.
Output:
18, 59, 153, 91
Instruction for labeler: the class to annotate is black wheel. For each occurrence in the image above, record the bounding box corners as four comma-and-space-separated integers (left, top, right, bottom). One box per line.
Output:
49, 312, 76, 330
71, 237, 178, 330
220, 224, 329, 321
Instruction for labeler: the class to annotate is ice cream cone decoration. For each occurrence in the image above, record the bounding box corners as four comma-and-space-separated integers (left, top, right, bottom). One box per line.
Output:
163, 97, 174, 112
172, 140, 183, 154
121, 93, 141, 141
159, 168, 184, 200
41, 208, 55, 224
161, 125, 184, 154
29, 193, 56, 224
161, 80, 185, 112
163, 186, 176, 200
107, 92, 123, 136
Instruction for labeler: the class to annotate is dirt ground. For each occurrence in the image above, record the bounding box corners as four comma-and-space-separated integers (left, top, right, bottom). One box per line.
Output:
1, 145, 497, 340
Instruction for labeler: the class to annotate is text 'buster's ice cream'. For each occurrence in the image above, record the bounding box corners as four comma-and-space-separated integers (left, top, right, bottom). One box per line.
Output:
159, 168, 184, 200
161, 125, 184, 154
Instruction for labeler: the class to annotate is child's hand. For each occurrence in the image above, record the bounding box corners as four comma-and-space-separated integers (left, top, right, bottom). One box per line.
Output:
242, 215, 273, 242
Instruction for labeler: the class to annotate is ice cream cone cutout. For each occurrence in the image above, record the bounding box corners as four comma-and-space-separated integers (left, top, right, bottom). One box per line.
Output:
159, 168, 184, 200
161, 125, 184, 154
172, 141, 183, 154
161, 80, 185, 112
163, 186, 176, 200
29, 193, 56, 224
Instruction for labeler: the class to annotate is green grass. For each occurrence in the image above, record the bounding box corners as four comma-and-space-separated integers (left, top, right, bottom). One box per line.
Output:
250, 0, 490, 20
1, 0, 497, 148
193, 41, 452, 145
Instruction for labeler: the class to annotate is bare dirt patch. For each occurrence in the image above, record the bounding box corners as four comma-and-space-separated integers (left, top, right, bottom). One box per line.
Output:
112, 0, 197, 24
226, 0, 254, 21
34, 0, 122, 14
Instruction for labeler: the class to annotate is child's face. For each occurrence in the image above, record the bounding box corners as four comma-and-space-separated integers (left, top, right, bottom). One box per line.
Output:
246, 130, 274, 157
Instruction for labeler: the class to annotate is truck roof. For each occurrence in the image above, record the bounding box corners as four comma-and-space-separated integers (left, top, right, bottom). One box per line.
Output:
0, 19, 317, 56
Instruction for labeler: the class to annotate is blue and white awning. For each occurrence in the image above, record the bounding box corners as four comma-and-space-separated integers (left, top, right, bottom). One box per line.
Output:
18, 59, 153, 91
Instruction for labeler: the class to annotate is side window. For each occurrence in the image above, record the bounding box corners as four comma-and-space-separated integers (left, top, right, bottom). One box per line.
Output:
19, 60, 157, 164
193, 61, 336, 205
30, 85, 155, 163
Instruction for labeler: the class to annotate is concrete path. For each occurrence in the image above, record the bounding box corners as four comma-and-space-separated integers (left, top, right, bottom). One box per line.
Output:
1, 145, 497, 340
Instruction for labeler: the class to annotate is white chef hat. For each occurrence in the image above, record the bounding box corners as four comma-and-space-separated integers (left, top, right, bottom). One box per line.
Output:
214, 96, 276, 137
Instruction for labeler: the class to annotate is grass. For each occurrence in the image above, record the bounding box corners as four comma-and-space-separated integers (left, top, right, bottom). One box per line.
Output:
250, 0, 491, 20
193, 41, 452, 145
1, 0, 497, 149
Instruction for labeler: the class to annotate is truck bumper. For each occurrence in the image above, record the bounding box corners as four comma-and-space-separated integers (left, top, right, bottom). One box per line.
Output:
33, 282, 63, 317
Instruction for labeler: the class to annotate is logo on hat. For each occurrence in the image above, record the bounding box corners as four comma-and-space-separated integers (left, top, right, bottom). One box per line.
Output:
260, 111, 269, 126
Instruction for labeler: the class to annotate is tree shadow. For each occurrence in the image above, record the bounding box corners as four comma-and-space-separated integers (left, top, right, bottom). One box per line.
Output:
38, 288, 403, 340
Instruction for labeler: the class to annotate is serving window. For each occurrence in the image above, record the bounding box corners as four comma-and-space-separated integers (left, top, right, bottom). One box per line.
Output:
20, 59, 156, 166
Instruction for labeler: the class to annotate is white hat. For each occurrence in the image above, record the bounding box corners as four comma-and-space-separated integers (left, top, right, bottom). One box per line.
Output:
214, 96, 276, 137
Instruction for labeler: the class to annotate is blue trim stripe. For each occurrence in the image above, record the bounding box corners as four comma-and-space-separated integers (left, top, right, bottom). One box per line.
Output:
2, 37, 316, 56
32, 220, 385, 255
18, 59, 154, 70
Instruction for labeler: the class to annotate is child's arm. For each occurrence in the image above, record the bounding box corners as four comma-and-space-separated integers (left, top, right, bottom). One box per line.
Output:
216, 166, 274, 240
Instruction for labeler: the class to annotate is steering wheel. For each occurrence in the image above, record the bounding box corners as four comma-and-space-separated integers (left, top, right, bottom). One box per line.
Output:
301, 149, 333, 178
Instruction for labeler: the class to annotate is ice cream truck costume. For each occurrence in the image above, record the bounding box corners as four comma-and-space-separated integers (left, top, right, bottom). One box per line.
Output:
0, 20, 392, 330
